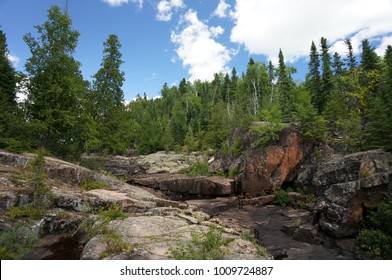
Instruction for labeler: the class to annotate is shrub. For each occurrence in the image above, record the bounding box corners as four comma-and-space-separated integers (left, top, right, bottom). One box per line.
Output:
81, 179, 107, 191
184, 161, 209, 177
229, 138, 243, 157
99, 204, 127, 222
358, 199, 392, 259
6, 204, 46, 220
0, 226, 38, 259
228, 167, 239, 178
168, 225, 229, 260
274, 189, 291, 207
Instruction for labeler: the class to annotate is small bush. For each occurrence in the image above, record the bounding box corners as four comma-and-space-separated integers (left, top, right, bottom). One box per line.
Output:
228, 167, 239, 177
274, 189, 291, 207
81, 179, 107, 191
6, 204, 47, 220
168, 225, 228, 260
100, 232, 132, 259
0, 226, 38, 259
229, 138, 243, 157
358, 199, 392, 259
99, 204, 127, 222
184, 161, 209, 177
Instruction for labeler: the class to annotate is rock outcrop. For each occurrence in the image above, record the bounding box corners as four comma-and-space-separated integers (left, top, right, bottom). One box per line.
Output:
210, 126, 312, 196
82, 151, 203, 178
129, 174, 235, 200
298, 149, 392, 239
0, 150, 265, 260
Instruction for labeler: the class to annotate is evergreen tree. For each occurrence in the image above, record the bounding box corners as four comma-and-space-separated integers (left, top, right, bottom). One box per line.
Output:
90, 34, 130, 153
319, 37, 334, 113
277, 49, 294, 120
361, 39, 380, 72
345, 38, 357, 72
365, 45, 392, 151
0, 28, 19, 149
23, 5, 89, 159
332, 52, 344, 77
306, 41, 322, 112
0, 29, 16, 107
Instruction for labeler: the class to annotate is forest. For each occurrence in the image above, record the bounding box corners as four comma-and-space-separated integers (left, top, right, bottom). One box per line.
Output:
1, 5, 392, 161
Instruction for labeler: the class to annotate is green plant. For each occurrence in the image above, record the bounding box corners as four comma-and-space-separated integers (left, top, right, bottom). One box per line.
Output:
240, 229, 268, 257
99, 232, 132, 259
6, 204, 46, 220
295, 217, 302, 227
28, 150, 52, 208
358, 199, 392, 259
274, 189, 291, 207
229, 138, 243, 157
80, 179, 107, 191
184, 161, 210, 177
99, 204, 127, 222
168, 225, 229, 260
228, 167, 239, 177
215, 169, 226, 177
0, 226, 39, 259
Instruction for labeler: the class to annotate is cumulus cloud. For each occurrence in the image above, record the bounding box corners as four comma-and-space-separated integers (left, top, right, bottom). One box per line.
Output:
212, 0, 232, 18
230, 0, 392, 62
156, 0, 185, 21
171, 9, 236, 82
102, 0, 129, 7
7, 53, 20, 68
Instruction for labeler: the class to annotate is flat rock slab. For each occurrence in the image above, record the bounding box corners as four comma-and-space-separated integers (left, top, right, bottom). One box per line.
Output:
129, 174, 235, 199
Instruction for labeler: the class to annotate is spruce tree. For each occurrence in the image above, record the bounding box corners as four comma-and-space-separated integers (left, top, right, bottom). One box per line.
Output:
319, 37, 334, 113
306, 41, 322, 112
361, 39, 380, 72
345, 38, 357, 72
277, 49, 294, 120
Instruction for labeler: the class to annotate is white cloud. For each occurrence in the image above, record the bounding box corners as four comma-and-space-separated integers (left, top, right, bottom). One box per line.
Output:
212, 0, 232, 18
156, 0, 185, 22
171, 9, 236, 82
7, 53, 20, 68
230, 0, 392, 62
131, 0, 143, 9
375, 36, 392, 56
102, 0, 129, 7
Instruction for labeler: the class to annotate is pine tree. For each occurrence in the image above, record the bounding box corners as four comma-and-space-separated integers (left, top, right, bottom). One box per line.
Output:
332, 52, 344, 77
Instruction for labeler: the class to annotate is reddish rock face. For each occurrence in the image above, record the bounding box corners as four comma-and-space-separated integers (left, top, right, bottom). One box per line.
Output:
211, 126, 309, 196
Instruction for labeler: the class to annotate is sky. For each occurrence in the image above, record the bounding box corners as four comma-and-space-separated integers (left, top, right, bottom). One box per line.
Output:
1, 0, 392, 101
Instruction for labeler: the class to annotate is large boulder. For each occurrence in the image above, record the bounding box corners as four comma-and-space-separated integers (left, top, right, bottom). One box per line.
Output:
210, 126, 312, 196
300, 149, 392, 238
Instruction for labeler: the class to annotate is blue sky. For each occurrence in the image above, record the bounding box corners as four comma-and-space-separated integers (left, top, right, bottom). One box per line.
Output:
1, 0, 392, 101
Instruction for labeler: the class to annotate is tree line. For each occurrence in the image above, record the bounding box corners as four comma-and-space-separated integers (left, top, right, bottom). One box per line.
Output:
1, 5, 391, 161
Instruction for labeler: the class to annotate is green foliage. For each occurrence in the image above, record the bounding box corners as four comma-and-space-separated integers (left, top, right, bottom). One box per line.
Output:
274, 189, 292, 207
229, 138, 243, 157
252, 106, 283, 147
23, 5, 90, 160
228, 167, 239, 177
168, 225, 229, 260
358, 200, 392, 259
6, 204, 47, 220
99, 232, 132, 259
98, 204, 127, 222
0, 226, 39, 259
80, 179, 107, 191
184, 161, 209, 177
292, 86, 327, 141
28, 150, 52, 208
